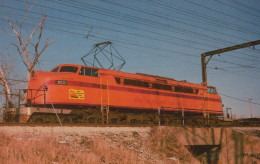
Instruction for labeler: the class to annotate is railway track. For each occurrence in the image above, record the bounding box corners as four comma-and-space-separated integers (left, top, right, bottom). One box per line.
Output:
1, 118, 259, 127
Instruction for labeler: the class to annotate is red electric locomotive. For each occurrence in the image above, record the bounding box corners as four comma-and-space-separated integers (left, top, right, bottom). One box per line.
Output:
5, 64, 223, 125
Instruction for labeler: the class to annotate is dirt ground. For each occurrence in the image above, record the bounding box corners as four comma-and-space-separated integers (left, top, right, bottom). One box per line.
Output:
0, 126, 260, 163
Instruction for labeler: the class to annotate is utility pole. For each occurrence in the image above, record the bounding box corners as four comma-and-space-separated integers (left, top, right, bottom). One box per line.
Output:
225, 107, 232, 119
248, 98, 253, 118
201, 40, 260, 86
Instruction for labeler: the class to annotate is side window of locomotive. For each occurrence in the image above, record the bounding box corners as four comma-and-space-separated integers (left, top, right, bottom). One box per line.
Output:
60, 66, 78, 73
152, 83, 172, 91
92, 69, 98, 77
207, 87, 216, 94
51, 67, 59, 72
174, 86, 194, 94
79, 67, 99, 77
123, 79, 149, 88
115, 77, 121, 84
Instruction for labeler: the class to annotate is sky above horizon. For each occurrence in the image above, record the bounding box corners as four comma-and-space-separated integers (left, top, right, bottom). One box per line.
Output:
0, 0, 260, 118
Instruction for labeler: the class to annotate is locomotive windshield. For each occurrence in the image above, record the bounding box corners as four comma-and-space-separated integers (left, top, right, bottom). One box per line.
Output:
79, 67, 98, 77
207, 87, 217, 94
59, 66, 78, 73
51, 67, 59, 72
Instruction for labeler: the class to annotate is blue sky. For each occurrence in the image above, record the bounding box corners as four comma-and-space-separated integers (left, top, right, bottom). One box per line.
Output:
0, 0, 260, 118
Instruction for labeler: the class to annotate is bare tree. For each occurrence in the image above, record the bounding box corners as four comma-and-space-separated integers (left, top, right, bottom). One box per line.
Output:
3, 1, 55, 83
0, 61, 12, 106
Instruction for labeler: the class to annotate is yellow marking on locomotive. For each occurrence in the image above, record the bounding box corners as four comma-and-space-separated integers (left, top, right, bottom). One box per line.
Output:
69, 89, 84, 99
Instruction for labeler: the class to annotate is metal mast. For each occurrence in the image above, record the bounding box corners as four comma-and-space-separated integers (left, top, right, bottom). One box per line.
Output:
201, 40, 260, 86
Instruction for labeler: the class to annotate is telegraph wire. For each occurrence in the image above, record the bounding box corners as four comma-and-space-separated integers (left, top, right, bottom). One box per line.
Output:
98, 0, 257, 41
48, 0, 248, 45
30, 0, 256, 48
219, 93, 260, 106
10, 0, 260, 61
2, 0, 260, 52
8, 0, 260, 58
0, 78, 28, 82
227, 0, 260, 14
3, 18, 260, 81
1, 10, 260, 73
52, 0, 260, 59
183, 0, 260, 27
214, 0, 260, 18
139, 0, 260, 36
1, 3, 260, 76
0, 5, 239, 53
10, 1, 229, 48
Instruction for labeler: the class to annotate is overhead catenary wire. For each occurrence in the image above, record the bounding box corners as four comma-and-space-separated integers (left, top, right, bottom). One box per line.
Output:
1, 2, 259, 62
2, 20, 260, 82
4, 16, 260, 80
183, 0, 260, 27
0, 1, 260, 79
227, 0, 260, 14
12, 0, 260, 50
39, 0, 260, 59
4, 0, 260, 62
140, 0, 260, 36
219, 93, 260, 106
214, 0, 260, 18
97, 0, 258, 41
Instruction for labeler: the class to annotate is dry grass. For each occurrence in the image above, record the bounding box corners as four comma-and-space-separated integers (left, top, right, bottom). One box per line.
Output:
0, 132, 142, 164
147, 126, 195, 164
0, 127, 202, 163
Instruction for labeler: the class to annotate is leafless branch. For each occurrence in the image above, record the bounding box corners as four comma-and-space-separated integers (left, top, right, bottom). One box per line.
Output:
0, 62, 11, 102
20, 0, 36, 34
24, 22, 41, 49
4, 16, 20, 39
4, 1, 54, 84
10, 43, 29, 70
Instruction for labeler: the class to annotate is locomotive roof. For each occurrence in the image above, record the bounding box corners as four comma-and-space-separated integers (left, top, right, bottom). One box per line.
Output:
54, 64, 206, 88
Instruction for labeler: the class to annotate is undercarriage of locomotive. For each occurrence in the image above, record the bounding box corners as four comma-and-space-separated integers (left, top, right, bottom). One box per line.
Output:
3, 105, 224, 127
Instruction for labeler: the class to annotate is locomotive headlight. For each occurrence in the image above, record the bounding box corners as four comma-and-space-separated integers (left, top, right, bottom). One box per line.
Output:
55, 80, 68, 85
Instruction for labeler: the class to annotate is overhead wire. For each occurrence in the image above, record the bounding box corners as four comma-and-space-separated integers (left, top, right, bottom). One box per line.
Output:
2, 14, 260, 78
16, 0, 260, 61
98, 0, 257, 42
141, 0, 260, 36
219, 93, 260, 106
214, 0, 260, 18
227, 0, 260, 14
9, 0, 260, 62
1, 1, 260, 78
183, 0, 260, 27
61, 0, 260, 60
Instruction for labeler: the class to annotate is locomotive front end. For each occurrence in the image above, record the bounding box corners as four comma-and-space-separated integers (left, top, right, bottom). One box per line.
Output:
26, 64, 81, 107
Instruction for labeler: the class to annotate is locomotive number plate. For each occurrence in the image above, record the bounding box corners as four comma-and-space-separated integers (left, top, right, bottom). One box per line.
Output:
55, 80, 68, 85
69, 89, 85, 100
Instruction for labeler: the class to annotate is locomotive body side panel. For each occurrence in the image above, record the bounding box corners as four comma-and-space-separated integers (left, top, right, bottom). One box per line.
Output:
26, 64, 223, 116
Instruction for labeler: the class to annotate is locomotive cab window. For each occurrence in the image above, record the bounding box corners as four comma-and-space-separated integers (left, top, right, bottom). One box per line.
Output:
79, 67, 99, 77
207, 87, 217, 94
51, 67, 59, 72
60, 66, 78, 73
